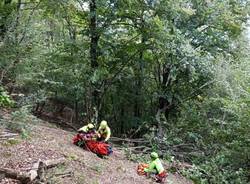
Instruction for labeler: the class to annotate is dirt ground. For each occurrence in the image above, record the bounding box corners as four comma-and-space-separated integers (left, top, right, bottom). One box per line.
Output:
0, 117, 192, 184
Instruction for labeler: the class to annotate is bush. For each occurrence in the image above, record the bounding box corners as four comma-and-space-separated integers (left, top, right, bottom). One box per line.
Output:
0, 86, 14, 107
182, 156, 248, 184
0, 106, 39, 138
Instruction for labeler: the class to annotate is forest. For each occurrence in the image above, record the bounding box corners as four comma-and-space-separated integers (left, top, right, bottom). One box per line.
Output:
1, 0, 250, 183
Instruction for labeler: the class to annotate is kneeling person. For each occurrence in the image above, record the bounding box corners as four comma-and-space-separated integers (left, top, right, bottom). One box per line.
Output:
144, 152, 167, 183
97, 120, 111, 143
78, 123, 96, 140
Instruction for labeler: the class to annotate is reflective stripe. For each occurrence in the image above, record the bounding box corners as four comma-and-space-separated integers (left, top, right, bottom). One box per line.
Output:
154, 158, 164, 174
145, 158, 164, 174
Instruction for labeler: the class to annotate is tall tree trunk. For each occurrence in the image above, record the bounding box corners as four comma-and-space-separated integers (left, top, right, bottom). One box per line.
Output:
134, 41, 144, 118
14, 0, 22, 44
12, 0, 22, 68
90, 0, 98, 68
134, 13, 145, 118
46, 20, 54, 47
89, 0, 100, 124
155, 60, 172, 138
120, 106, 124, 135
5, 0, 22, 92
66, 17, 78, 124
0, 0, 13, 40
74, 101, 78, 124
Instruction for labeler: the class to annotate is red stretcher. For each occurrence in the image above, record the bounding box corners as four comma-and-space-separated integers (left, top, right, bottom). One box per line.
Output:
72, 133, 113, 156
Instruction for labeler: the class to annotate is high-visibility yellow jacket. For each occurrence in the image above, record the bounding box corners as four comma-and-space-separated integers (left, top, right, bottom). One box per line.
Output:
98, 126, 111, 141
78, 125, 89, 133
144, 158, 164, 174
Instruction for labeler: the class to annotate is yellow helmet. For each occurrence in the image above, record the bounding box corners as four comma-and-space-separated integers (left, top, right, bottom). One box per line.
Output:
100, 120, 107, 128
87, 123, 94, 129
197, 95, 203, 101
150, 152, 159, 159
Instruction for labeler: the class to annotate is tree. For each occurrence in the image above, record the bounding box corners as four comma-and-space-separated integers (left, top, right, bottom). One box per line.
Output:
0, 0, 249, 182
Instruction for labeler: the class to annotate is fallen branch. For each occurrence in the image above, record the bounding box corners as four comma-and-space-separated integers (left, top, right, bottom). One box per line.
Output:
172, 144, 195, 148
110, 137, 150, 143
0, 129, 19, 140
0, 137, 16, 140
129, 148, 151, 154
125, 145, 152, 154
129, 121, 148, 138
0, 132, 19, 138
127, 146, 148, 150
0, 135, 19, 140
62, 121, 78, 131
54, 171, 73, 178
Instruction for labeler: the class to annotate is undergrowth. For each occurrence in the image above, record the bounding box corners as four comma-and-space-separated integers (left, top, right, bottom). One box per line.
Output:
0, 86, 14, 107
0, 106, 41, 139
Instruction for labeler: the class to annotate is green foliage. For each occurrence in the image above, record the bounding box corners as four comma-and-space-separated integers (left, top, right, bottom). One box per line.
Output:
0, 0, 249, 183
182, 160, 247, 184
67, 153, 79, 161
0, 86, 14, 107
164, 51, 250, 183
124, 148, 148, 162
1, 106, 38, 139
1, 139, 21, 147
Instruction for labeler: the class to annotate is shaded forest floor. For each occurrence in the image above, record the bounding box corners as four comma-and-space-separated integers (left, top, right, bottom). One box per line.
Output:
0, 110, 192, 184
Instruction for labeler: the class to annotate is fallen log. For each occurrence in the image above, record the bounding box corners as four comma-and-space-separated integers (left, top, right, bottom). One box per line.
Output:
129, 147, 151, 154
43, 157, 66, 169
0, 158, 66, 183
0, 168, 30, 184
0, 129, 19, 140
29, 161, 40, 181
28, 160, 46, 182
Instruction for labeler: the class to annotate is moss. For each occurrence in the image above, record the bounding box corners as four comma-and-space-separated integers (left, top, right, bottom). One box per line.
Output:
67, 153, 79, 161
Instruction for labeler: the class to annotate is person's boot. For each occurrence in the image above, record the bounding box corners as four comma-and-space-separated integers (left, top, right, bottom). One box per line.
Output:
96, 154, 104, 159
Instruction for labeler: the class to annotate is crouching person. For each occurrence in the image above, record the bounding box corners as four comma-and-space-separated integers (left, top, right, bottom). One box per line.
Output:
78, 123, 97, 140
144, 152, 167, 183
97, 120, 111, 143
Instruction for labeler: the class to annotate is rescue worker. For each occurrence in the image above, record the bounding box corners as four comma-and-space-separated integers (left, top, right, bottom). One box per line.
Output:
78, 123, 95, 134
97, 120, 111, 142
144, 152, 167, 183
78, 123, 97, 140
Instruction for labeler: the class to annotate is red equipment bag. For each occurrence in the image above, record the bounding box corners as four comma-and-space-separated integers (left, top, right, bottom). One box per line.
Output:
137, 163, 149, 175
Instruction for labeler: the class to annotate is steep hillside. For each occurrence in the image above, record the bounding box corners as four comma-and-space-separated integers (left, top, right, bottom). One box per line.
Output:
0, 113, 192, 184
